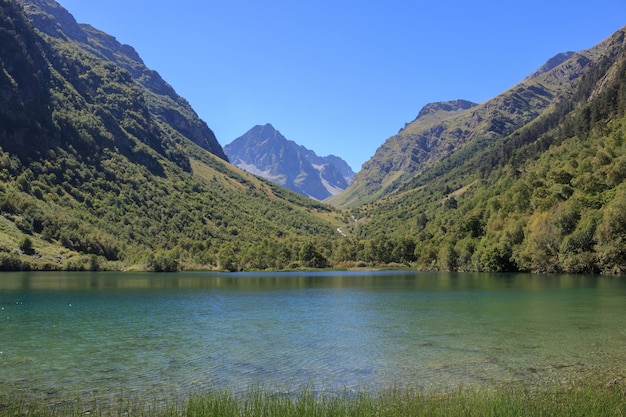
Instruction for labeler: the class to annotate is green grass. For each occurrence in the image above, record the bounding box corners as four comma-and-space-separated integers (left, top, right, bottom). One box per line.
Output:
1, 381, 624, 417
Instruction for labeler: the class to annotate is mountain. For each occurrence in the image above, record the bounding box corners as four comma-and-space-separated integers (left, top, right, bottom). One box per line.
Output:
336, 26, 626, 274
330, 42, 613, 208
0, 0, 339, 271
224, 124, 355, 200
19, 0, 227, 162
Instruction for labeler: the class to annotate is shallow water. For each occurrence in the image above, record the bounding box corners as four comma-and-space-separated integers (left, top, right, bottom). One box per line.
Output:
0, 271, 624, 402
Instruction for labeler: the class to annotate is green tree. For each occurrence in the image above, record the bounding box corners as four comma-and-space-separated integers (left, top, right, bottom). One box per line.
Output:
437, 242, 457, 271
515, 211, 561, 273
391, 237, 417, 264
146, 250, 179, 272
595, 192, 626, 273
299, 242, 328, 268
217, 242, 239, 272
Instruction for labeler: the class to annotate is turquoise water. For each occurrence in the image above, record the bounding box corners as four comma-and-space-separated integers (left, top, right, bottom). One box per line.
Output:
0, 271, 624, 402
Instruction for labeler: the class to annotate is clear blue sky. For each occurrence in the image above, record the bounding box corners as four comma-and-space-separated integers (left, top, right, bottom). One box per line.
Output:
57, 0, 625, 171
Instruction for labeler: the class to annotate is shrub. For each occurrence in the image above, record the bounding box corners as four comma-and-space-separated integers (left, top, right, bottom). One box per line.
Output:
19, 236, 34, 254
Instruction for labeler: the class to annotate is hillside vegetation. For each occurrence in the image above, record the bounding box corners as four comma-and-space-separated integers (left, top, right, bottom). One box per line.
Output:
0, 0, 340, 271
337, 28, 626, 274
2, 0, 626, 274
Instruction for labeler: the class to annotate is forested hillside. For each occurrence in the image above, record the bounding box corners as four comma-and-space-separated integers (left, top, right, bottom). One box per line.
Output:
0, 0, 340, 271
336, 28, 626, 274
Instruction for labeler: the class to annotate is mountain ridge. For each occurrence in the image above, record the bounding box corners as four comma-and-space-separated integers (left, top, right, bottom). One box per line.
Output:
20, 0, 228, 161
224, 124, 355, 201
335, 25, 626, 273
330, 38, 625, 208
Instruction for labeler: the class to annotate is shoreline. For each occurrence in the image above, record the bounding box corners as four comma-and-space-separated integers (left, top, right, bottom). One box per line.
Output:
1, 377, 624, 416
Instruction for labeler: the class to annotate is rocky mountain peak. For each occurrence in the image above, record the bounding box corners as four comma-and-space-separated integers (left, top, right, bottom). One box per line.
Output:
524, 51, 576, 81
224, 125, 355, 201
21, 0, 88, 43
249, 123, 282, 142
416, 99, 478, 120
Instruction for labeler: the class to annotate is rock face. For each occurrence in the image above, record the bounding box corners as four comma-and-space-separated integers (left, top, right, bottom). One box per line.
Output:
524, 51, 576, 81
413, 99, 478, 121
224, 124, 355, 200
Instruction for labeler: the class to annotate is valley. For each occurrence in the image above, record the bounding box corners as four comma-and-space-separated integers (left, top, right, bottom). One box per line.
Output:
1, 0, 626, 274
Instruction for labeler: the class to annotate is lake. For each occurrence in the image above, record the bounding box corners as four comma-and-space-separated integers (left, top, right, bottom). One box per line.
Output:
0, 271, 624, 403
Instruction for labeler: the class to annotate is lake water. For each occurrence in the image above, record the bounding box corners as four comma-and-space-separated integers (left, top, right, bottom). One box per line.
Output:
0, 271, 624, 403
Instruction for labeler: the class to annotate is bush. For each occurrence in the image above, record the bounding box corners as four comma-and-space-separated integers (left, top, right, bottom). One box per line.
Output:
146, 250, 180, 272
0, 253, 30, 271
19, 236, 34, 254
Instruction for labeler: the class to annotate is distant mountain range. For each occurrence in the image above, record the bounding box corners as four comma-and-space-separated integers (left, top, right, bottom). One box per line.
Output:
224, 124, 355, 200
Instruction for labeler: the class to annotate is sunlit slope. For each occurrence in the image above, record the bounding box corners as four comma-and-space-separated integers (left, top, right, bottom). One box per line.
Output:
331, 33, 620, 208
346, 27, 626, 274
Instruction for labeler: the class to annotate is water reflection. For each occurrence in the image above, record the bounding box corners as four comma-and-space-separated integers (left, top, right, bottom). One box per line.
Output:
0, 270, 618, 292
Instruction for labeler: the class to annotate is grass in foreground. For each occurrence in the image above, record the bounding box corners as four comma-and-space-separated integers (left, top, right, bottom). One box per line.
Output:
0, 381, 624, 416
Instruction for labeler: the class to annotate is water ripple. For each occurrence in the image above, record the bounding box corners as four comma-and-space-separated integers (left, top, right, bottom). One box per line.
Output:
0, 271, 624, 402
